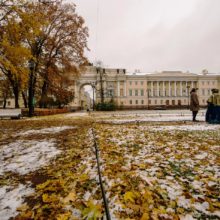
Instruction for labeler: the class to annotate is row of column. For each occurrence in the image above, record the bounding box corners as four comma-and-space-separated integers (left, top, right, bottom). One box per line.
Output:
116, 80, 197, 97
150, 81, 196, 97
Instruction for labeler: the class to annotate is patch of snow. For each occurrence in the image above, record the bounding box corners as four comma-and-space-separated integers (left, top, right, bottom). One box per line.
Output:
17, 126, 75, 136
83, 191, 91, 201
177, 196, 191, 209
191, 180, 203, 190
0, 184, 34, 220
195, 152, 208, 160
193, 202, 209, 213
160, 184, 182, 200
0, 140, 61, 175
150, 124, 220, 131
65, 112, 88, 117
99, 116, 206, 124
179, 214, 196, 220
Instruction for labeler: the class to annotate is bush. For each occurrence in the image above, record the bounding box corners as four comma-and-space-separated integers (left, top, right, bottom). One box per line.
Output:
22, 108, 69, 116
96, 102, 116, 111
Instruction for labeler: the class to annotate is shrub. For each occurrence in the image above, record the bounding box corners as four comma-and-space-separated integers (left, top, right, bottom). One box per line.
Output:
96, 102, 116, 111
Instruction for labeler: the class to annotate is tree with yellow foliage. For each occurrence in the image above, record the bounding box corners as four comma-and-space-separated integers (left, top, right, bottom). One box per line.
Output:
0, 0, 89, 113
0, 1, 32, 108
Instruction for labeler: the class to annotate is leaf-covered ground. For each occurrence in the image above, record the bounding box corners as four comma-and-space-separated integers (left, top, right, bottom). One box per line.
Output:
0, 111, 219, 220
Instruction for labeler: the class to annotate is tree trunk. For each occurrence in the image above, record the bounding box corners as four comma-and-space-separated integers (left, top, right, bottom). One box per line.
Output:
22, 91, 28, 108
3, 98, 6, 109
13, 87, 20, 108
39, 80, 48, 108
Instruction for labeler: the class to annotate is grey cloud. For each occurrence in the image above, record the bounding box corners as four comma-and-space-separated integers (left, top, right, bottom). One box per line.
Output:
71, 0, 220, 73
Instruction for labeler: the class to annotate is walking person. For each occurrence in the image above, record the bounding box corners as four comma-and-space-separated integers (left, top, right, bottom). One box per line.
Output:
189, 88, 199, 122
206, 88, 220, 123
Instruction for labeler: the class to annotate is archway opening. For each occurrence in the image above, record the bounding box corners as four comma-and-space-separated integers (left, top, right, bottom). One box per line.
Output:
79, 84, 95, 110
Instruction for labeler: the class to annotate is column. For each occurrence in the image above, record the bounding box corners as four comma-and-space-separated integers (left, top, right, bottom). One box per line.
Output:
192, 81, 194, 89
169, 81, 171, 97
74, 81, 77, 96
174, 81, 177, 96
124, 81, 127, 96
186, 81, 188, 96
157, 81, 159, 96
117, 81, 120, 97
180, 81, 183, 96
163, 81, 165, 96
151, 81, 153, 96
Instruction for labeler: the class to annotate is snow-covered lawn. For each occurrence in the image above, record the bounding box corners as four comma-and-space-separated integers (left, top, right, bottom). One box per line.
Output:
0, 140, 61, 175
0, 111, 219, 219
95, 122, 220, 219
0, 184, 34, 220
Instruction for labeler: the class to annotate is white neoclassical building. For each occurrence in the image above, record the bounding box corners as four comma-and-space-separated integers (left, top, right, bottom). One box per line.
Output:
71, 66, 220, 110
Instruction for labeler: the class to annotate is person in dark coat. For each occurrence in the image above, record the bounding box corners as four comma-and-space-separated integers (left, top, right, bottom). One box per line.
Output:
206, 89, 220, 123
189, 88, 199, 121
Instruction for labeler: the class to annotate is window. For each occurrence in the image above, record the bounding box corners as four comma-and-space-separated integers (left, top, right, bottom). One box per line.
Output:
130, 100, 132, 105
129, 81, 132, 85
136, 100, 138, 105
213, 81, 215, 85
208, 89, 211, 95
178, 100, 181, 106
120, 89, 123, 96
166, 100, 169, 105
7, 101, 11, 106
135, 81, 138, 85
203, 99, 205, 103
172, 100, 175, 105
129, 89, 132, 96
155, 100, 157, 104
149, 100, 151, 104
141, 89, 144, 96
135, 90, 138, 96
0, 101, 3, 106
160, 100, 163, 104
207, 81, 210, 85
141, 100, 144, 105
120, 101, 123, 105
120, 81, 124, 86
109, 89, 114, 97
202, 89, 205, 95
141, 81, 144, 85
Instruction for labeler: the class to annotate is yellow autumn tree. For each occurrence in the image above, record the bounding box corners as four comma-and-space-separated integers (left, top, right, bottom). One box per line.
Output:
33, 1, 89, 108
0, 1, 32, 108
0, 0, 89, 111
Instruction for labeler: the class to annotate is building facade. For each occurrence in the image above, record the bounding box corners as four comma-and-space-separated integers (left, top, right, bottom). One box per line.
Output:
71, 67, 220, 109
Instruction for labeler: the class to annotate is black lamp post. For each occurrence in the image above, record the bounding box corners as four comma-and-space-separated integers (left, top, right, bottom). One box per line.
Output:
28, 59, 35, 117
91, 82, 96, 111
186, 85, 190, 109
147, 89, 150, 109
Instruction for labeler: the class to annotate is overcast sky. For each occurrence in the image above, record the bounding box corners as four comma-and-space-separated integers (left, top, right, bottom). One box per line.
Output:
71, 0, 220, 73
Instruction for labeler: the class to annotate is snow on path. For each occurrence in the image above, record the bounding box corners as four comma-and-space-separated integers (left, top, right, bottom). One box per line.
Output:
65, 112, 88, 117
99, 116, 206, 124
0, 140, 61, 175
0, 184, 34, 220
143, 124, 220, 131
16, 126, 75, 136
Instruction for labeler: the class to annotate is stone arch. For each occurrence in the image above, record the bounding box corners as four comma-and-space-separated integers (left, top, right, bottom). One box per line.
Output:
77, 81, 96, 110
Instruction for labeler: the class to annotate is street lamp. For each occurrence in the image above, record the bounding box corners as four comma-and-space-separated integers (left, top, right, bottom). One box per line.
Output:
28, 59, 35, 117
91, 82, 96, 111
147, 89, 150, 110
186, 85, 190, 109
